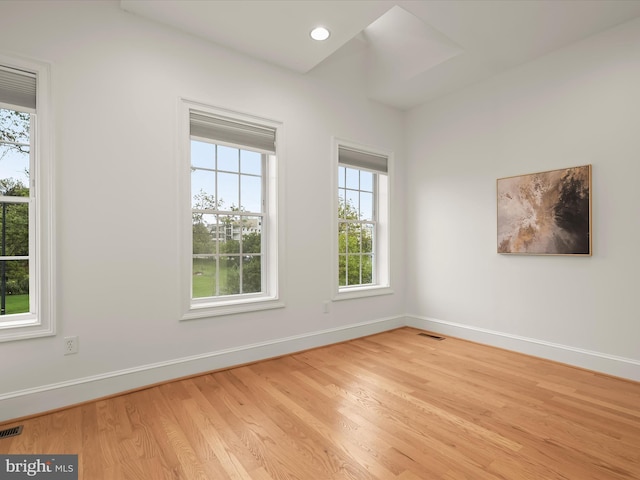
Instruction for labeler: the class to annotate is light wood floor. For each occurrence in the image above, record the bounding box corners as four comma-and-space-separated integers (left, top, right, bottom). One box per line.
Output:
1, 327, 639, 479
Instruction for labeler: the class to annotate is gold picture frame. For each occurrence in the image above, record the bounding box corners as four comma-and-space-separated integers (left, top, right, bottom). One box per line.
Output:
497, 165, 592, 255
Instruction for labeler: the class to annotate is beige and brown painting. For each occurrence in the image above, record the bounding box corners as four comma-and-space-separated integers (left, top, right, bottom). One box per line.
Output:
497, 165, 591, 255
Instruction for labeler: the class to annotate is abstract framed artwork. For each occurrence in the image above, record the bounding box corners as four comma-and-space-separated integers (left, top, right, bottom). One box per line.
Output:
497, 165, 591, 255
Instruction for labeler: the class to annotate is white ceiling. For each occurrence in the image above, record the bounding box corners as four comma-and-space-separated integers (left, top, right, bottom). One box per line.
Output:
120, 0, 640, 110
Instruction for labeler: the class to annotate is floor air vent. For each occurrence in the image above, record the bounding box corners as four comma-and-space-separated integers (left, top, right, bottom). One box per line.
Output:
0, 425, 23, 439
418, 333, 445, 341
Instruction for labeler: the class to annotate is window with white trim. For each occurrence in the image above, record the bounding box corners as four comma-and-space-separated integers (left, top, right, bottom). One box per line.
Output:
0, 56, 54, 341
181, 101, 283, 319
336, 142, 391, 298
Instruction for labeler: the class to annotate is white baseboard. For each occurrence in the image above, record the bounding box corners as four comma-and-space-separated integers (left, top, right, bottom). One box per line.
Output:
3, 313, 638, 423
0, 316, 405, 423
406, 315, 640, 382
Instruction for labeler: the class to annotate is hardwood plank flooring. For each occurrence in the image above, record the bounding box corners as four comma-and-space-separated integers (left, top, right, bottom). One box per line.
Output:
1, 327, 639, 479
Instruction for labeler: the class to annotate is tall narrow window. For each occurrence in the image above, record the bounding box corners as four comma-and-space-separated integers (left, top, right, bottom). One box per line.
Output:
336, 141, 391, 298
0, 56, 54, 341
181, 101, 283, 319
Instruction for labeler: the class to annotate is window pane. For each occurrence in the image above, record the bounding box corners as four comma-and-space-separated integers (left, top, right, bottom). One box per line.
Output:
192, 213, 217, 255
346, 190, 358, 215
192, 257, 216, 298
220, 256, 240, 295
344, 223, 359, 254
360, 171, 373, 192
190, 140, 215, 169
338, 166, 345, 188
218, 145, 239, 172
338, 224, 347, 254
240, 174, 261, 212
350, 224, 362, 253
240, 150, 261, 175
191, 169, 216, 209
219, 215, 240, 252
242, 217, 261, 254
362, 224, 374, 254
360, 191, 373, 221
338, 190, 347, 219
0, 202, 29, 256
218, 172, 239, 210
344, 224, 351, 253
0, 259, 29, 315
362, 255, 373, 284
242, 255, 261, 293
338, 255, 346, 286
0, 109, 30, 144
345, 168, 359, 189
347, 255, 361, 286
0, 145, 30, 195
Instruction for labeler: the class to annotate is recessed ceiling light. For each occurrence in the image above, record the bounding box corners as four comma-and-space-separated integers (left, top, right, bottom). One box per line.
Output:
310, 26, 330, 41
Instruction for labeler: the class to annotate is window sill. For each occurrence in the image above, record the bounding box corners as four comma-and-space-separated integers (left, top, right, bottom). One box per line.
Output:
334, 285, 394, 301
181, 296, 285, 320
0, 316, 55, 343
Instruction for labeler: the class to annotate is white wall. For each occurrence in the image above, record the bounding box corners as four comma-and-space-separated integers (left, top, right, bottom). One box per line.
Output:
406, 17, 640, 379
0, 1, 406, 421
2, 0, 639, 423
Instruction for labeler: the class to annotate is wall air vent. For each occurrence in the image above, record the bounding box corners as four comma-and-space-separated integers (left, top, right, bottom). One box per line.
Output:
418, 332, 445, 341
0, 425, 23, 439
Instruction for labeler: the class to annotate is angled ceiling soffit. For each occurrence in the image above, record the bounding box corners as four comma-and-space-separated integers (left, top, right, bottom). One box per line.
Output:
361, 5, 464, 103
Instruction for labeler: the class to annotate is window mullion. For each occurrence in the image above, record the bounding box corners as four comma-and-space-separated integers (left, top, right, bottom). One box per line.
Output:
0, 196, 29, 204
0, 139, 29, 148
359, 227, 363, 284
237, 149, 243, 294
214, 145, 220, 297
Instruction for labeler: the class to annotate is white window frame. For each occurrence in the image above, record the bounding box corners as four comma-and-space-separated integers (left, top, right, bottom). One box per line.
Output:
0, 53, 55, 342
332, 138, 392, 301
179, 99, 284, 319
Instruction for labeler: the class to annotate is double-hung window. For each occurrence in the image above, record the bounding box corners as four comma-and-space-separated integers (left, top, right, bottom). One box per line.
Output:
0, 55, 54, 341
335, 141, 391, 299
181, 101, 283, 319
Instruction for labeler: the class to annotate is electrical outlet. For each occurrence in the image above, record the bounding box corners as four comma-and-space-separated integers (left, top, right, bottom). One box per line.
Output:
323, 300, 330, 314
64, 336, 79, 355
